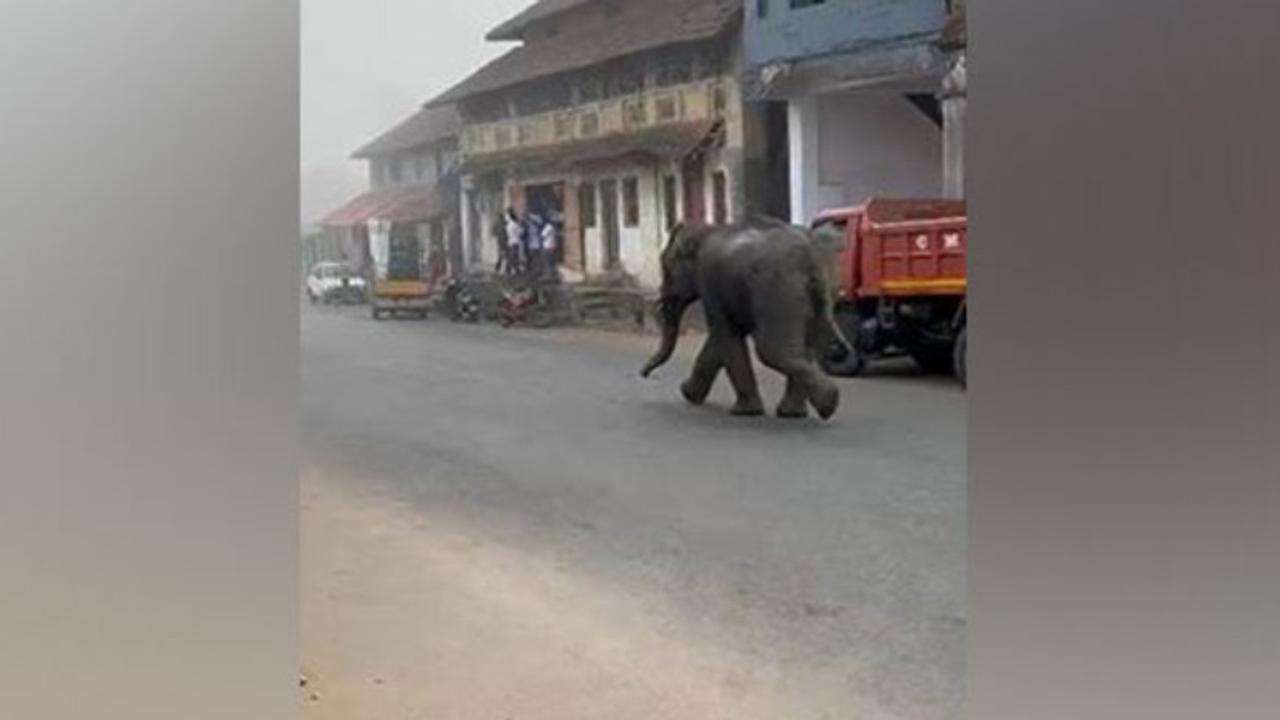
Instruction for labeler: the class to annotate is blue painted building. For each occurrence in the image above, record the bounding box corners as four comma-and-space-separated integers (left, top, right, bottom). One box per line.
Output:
742, 0, 965, 220
747, 0, 948, 74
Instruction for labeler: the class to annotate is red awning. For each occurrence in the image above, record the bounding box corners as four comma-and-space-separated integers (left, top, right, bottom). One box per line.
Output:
320, 184, 446, 228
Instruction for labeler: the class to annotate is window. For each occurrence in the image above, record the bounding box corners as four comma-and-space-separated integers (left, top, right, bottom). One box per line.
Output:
623, 99, 648, 128
790, 0, 826, 8
655, 95, 678, 121
622, 177, 640, 227
518, 123, 537, 146
712, 171, 728, 224
712, 85, 728, 114
554, 113, 574, 140
579, 183, 597, 229
663, 176, 678, 231
494, 126, 512, 149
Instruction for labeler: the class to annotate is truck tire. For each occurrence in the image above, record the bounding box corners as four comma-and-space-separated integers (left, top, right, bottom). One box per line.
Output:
912, 348, 955, 375
953, 326, 967, 387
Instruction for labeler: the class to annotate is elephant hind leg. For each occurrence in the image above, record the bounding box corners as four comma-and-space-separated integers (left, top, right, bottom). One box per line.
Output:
720, 334, 765, 416
777, 376, 810, 419
756, 339, 840, 421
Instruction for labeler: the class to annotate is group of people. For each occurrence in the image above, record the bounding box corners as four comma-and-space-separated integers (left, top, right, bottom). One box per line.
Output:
494, 206, 561, 282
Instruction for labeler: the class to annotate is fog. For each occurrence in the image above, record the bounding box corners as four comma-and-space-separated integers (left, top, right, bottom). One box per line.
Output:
301, 0, 532, 226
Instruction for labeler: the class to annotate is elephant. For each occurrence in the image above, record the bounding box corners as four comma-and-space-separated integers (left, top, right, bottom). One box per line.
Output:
639, 218, 852, 420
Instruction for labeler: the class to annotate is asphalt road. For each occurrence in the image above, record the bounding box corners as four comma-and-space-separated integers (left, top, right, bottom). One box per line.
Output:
302, 303, 966, 720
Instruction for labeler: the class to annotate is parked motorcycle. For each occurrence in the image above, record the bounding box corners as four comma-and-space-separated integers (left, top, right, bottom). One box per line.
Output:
498, 286, 540, 327
444, 278, 481, 323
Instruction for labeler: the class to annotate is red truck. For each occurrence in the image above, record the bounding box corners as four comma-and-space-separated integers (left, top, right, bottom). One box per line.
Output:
812, 198, 968, 385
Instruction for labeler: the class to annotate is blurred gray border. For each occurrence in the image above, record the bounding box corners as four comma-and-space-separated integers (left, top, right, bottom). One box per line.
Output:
1, 1, 1277, 718
972, 2, 1279, 718
0, 1, 298, 718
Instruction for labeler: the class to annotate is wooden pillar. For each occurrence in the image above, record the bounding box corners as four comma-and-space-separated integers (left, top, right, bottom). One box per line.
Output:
562, 180, 584, 271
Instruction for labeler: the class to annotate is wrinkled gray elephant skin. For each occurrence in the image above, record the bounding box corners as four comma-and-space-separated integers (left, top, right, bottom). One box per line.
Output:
641, 218, 852, 421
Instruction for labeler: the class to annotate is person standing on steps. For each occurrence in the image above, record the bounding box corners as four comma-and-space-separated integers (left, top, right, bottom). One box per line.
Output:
524, 209, 545, 281
540, 215, 560, 284
503, 207, 524, 276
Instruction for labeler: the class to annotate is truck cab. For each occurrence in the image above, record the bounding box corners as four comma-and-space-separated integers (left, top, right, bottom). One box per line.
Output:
813, 198, 968, 385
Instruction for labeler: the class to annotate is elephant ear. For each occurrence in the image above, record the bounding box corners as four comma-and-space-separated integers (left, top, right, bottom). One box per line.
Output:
668, 223, 709, 263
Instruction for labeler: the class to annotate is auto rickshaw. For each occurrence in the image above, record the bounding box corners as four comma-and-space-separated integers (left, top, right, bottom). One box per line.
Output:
368, 224, 444, 320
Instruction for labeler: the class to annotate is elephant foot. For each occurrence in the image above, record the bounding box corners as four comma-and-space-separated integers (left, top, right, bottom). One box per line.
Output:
730, 397, 766, 417
810, 383, 841, 421
680, 378, 712, 406
776, 398, 810, 419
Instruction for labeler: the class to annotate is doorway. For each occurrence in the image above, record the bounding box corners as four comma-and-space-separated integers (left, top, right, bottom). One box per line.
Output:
682, 155, 706, 226
465, 189, 481, 266
524, 182, 566, 264
599, 178, 621, 269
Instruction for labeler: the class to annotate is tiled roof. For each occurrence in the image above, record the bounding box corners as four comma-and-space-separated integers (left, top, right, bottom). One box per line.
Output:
486, 0, 597, 41
429, 0, 741, 107
460, 120, 721, 174
351, 105, 461, 159
320, 184, 448, 227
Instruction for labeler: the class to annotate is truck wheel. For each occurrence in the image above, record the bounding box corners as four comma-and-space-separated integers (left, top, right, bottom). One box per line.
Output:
953, 326, 967, 387
912, 349, 955, 375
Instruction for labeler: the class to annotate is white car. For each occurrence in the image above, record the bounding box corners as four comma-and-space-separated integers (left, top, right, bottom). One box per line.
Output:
306, 262, 367, 305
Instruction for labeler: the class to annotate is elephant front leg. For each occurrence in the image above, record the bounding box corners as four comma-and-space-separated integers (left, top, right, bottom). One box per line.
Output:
680, 337, 723, 406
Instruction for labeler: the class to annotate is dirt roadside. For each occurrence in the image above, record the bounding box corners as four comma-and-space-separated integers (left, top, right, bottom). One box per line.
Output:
300, 472, 878, 720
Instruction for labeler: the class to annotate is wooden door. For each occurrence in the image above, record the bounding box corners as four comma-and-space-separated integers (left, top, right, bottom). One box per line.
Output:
682, 155, 706, 226
600, 178, 621, 269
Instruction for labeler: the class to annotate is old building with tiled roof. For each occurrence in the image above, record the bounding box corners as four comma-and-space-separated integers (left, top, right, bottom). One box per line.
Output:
439, 0, 784, 288
318, 105, 464, 277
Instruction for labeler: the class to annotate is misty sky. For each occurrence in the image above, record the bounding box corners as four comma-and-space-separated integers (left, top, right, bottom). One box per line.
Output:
301, 0, 531, 223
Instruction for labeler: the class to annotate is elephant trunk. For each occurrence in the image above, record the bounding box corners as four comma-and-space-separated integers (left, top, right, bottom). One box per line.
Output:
640, 297, 689, 378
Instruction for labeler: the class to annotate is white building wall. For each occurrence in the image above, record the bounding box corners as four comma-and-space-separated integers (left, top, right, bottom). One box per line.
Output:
459, 176, 504, 270
818, 91, 941, 205
577, 158, 666, 288
790, 90, 942, 223
788, 96, 822, 225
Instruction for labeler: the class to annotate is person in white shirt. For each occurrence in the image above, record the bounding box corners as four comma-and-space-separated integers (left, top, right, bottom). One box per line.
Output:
503, 208, 524, 275
539, 219, 558, 280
